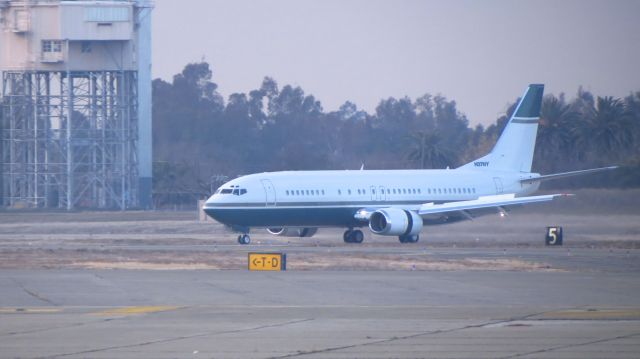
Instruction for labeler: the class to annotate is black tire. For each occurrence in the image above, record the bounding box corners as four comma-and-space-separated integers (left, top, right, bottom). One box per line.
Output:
343, 230, 353, 243
352, 230, 364, 244
399, 234, 419, 243
239, 234, 251, 245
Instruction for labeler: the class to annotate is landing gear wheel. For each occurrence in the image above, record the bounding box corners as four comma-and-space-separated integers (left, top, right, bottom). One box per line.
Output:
237, 234, 251, 245
343, 229, 353, 243
343, 229, 364, 244
399, 235, 419, 243
351, 230, 364, 243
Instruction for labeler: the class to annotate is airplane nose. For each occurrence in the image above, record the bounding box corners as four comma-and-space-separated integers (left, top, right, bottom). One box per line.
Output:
205, 194, 218, 205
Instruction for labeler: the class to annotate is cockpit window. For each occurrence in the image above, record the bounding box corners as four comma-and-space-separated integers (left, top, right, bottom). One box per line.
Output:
218, 186, 248, 196
231, 188, 246, 195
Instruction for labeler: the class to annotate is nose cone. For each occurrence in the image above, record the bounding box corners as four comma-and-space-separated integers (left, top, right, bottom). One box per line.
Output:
205, 194, 218, 206
203, 194, 223, 223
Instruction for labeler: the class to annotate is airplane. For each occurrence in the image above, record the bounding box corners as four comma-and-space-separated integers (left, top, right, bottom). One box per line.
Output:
203, 84, 617, 245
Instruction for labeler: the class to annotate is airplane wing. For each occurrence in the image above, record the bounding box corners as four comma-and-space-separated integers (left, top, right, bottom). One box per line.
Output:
418, 193, 569, 218
521, 166, 618, 184
354, 193, 569, 223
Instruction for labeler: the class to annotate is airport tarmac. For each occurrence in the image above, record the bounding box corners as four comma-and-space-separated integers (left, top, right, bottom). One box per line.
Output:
1, 203, 639, 358
1, 269, 640, 358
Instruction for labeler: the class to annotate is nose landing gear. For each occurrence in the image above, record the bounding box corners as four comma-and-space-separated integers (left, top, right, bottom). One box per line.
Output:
343, 229, 364, 244
237, 234, 251, 245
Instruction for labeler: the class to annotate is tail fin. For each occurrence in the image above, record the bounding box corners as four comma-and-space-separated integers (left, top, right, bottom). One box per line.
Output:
460, 84, 544, 172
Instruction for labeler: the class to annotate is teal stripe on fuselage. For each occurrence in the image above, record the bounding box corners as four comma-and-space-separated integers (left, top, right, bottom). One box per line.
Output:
204, 197, 463, 228
204, 206, 363, 227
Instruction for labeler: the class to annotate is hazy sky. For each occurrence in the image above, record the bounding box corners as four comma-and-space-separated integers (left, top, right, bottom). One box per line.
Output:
152, 0, 640, 126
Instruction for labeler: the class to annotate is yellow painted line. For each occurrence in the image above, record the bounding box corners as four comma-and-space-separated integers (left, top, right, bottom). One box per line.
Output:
0, 307, 62, 314
541, 309, 640, 320
93, 306, 180, 316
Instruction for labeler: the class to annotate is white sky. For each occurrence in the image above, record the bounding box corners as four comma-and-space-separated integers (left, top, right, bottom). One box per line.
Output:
152, 0, 640, 126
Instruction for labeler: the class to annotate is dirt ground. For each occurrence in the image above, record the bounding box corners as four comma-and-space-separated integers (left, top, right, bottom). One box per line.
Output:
0, 189, 638, 271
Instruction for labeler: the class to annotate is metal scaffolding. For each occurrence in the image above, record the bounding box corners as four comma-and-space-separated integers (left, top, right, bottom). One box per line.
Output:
1, 70, 139, 209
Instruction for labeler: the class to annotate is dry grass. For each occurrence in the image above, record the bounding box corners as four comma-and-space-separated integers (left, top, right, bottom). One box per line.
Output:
0, 189, 637, 271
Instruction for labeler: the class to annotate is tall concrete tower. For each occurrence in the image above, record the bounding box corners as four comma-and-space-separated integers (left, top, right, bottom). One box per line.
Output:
0, 0, 153, 209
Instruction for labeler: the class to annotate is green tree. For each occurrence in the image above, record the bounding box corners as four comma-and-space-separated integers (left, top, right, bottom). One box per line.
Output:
574, 96, 633, 162
406, 131, 454, 169
534, 94, 577, 172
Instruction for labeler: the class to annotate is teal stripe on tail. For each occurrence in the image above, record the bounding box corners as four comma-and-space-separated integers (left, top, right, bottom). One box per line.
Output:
514, 84, 544, 118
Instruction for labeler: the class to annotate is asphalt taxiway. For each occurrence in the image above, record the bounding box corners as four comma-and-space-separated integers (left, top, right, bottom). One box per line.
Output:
2, 266, 640, 358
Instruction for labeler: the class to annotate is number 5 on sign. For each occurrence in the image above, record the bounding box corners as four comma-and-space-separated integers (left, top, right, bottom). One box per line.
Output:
545, 226, 563, 246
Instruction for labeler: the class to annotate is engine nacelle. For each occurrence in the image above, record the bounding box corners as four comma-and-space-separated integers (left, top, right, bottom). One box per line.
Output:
266, 227, 318, 237
369, 208, 423, 236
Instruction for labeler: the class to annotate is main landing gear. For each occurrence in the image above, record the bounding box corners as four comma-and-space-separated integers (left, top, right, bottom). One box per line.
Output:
399, 234, 419, 243
237, 234, 251, 245
343, 229, 364, 244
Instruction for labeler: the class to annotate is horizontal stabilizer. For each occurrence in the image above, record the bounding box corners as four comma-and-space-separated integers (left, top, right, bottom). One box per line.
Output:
418, 193, 568, 216
521, 166, 618, 184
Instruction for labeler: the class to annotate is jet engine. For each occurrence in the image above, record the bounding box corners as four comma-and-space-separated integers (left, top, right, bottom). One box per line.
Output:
369, 208, 423, 236
267, 227, 318, 237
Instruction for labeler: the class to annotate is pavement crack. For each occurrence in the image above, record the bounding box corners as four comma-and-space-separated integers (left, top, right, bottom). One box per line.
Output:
268, 318, 512, 359
1, 317, 118, 338
45, 318, 314, 358
498, 331, 640, 359
11, 278, 58, 306
268, 309, 565, 359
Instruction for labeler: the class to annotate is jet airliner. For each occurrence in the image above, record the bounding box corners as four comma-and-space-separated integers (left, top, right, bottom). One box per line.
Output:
204, 84, 616, 244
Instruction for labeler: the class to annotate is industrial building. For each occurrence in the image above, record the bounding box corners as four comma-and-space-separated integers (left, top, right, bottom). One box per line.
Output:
0, 0, 153, 209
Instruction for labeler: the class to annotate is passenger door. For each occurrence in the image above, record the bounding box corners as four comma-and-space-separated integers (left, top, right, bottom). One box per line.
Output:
260, 179, 276, 206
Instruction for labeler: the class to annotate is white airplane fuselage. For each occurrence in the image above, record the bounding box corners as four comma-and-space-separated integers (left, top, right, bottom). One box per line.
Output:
204, 169, 540, 229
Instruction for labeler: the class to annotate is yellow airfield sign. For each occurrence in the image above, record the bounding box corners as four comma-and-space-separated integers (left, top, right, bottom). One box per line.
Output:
248, 253, 286, 271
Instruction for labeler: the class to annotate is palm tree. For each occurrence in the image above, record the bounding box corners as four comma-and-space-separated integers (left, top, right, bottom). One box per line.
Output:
406, 131, 455, 169
573, 96, 633, 161
535, 95, 577, 171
